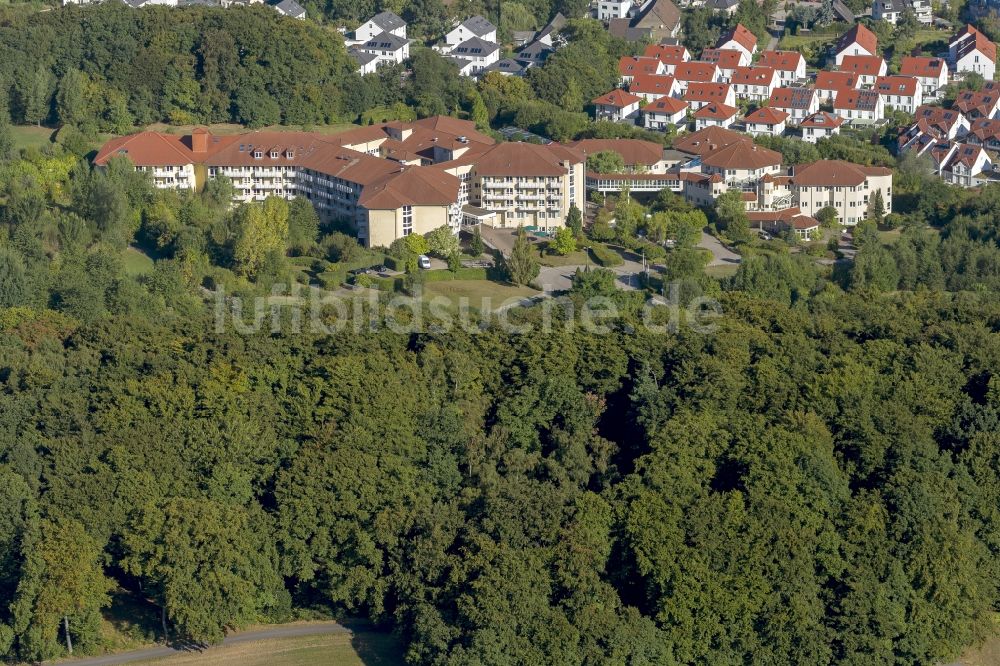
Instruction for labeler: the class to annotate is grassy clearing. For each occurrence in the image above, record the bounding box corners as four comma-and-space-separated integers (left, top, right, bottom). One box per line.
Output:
537, 249, 590, 267
124, 247, 156, 276
10, 125, 56, 152
135, 630, 403, 666
778, 31, 837, 50
705, 263, 739, 278
423, 280, 538, 309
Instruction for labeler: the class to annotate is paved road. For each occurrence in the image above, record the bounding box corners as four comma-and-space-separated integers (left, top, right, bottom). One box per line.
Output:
697, 231, 741, 267
53, 621, 351, 666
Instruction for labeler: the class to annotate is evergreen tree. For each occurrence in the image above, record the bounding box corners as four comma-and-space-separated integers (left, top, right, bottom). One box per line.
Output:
505, 227, 539, 285
869, 190, 886, 225
566, 204, 583, 238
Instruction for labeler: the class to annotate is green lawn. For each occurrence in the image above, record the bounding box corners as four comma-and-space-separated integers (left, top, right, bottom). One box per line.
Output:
136, 630, 403, 666
537, 249, 590, 267
10, 125, 56, 152
778, 31, 838, 50
123, 247, 155, 276
423, 280, 539, 309
705, 263, 739, 278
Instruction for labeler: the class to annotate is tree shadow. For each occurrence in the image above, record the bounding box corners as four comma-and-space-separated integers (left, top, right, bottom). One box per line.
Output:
342, 619, 406, 666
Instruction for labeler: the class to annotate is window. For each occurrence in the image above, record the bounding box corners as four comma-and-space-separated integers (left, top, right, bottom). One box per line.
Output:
270, 150, 279, 159
402, 205, 413, 236
253, 150, 263, 159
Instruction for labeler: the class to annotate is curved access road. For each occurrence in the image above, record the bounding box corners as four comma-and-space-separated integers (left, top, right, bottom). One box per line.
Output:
51, 621, 352, 666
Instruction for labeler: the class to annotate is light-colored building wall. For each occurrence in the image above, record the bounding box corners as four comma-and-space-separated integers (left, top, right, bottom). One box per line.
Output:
470, 162, 584, 230
365, 204, 453, 247
794, 173, 892, 225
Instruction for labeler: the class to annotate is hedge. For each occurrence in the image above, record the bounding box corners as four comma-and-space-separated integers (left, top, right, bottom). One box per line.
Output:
589, 244, 624, 267
317, 270, 348, 290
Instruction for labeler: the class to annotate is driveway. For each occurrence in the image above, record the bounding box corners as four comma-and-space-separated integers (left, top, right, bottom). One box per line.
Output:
535, 254, 647, 293
479, 225, 517, 257
697, 231, 741, 266
52, 621, 352, 666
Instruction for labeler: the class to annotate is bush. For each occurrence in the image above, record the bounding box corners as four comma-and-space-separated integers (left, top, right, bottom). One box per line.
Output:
589, 244, 624, 267
317, 270, 347, 289
384, 255, 405, 271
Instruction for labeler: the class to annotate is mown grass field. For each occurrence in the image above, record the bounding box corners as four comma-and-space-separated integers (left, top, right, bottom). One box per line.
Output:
10, 125, 56, 152
423, 280, 539, 308
136, 631, 403, 666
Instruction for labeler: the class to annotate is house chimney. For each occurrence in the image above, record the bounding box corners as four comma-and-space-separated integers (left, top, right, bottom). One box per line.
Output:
191, 128, 210, 153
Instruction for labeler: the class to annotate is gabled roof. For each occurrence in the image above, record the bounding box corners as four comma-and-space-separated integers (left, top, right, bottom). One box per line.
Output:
757, 50, 804, 72
900, 56, 947, 78
94, 131, 197, 166
629, 74, 678, 95
474, 142, 583, 176
349, 49, 380, 67
834, 88, 881, 111
673, 125, 746, 155
517, 40, 555, 61
484, 58, 529, 76
874, 75, 919, 97
644, 96, 689, 114
683, 81, 732, 103
701, 139, 782, 169
364, 32, 408, 51
593, 89, 643, 107
706, 0, 739, 9
800, 111, 844, 129
716, 23, 757, 53
700, 48, 744, 68
275, 0, 305, 17
839, 55, 885, 76
791, 159, 891, 186
834, 23, 878, 56
452, 37, 499, 57
358, 167, 460, 209
367, 11, 405, 31
732, 66, 778, 85
632, 0, 682, 32
815, 70, 860, 90
769, 86, 816, 109
968, 117, 1000, 142
619, 56, 664, 78
943, 143, 987, 170
954, 27, 997, 63
674, 61, 718, 82
643, 43, 690, 64
744, 107, 789, 125
954, 89, 1000, 117
694, 102, 739, 119
457, 15, 496, 37
569, 139, 665, 166
913, 105, 965, 132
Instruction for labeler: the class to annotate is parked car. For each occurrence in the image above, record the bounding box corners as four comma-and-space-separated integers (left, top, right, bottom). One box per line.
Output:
418, 255, 432, 270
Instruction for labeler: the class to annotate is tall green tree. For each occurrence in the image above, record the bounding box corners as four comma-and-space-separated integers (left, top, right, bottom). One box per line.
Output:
505, 227, 540, 285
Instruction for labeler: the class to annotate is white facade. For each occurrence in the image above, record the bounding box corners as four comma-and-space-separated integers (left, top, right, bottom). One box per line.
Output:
598, 0, 632, 20
445, 17, 497, 46
356, 12, 406, 42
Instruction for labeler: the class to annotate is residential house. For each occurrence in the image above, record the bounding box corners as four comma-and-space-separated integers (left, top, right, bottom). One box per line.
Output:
673, 61, 720, 92
482, 58, 530, 77
790, 159, 893, 225
731, 66, 780, 101
757, 50, 807, 85
898, 106, 970, 153
953, 88, 1000, 119
700, 48, 749, 82
643, 43, 690, 73
642, 96, 689, 129
748, 208, 820, 239
768, 87, 818, 123
274, 0, 305, 19
358, 32, 409, 67
744, 107, 789, 136
683, 81, 735, 110
355, 11, 406, 42
715, 23, 758, 61
940, 143, 991, 185
832, 23, 878, 65
839, 55, 887, 86
593, 90, 643, 122
350, 50, 380, 76
598, 0, 633, 20
950, 24, 997, 80
874, 75, 923, 113
694, 102, 739, 129
446, 16, 497, 46
705, 0, 739, 15
814, 70, 860, 103
899, 57, 949, 97
449, 37, 500, 75
834, 88, 885, 122
619, 56, 667, 84
607, 0, 682, 42
964, 116, 1000, 151
873, 0, 931, 24
517, 40, 556, 67
629, 74, 681, 101
799, 111, 845, 142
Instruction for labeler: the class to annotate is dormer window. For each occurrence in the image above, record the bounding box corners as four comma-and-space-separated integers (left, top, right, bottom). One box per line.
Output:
270, 150, 279, 159
253, 150, 263, 159
286, 149, 295, 159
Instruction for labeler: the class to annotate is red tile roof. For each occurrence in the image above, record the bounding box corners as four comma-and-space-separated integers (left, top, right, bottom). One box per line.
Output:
717, 23, 758, 53
815, 70, 860, 91
744, 107, 789, 125
474, 142, 583, 177
731, 66, 778, 86
643, 43, 690, 65
674, 61, 718, 82
874, 75, 919, 97
673, 125, 747, 155
954, 89, 1000, 118
619, 56, 663, 78
644, 96, 689, 114
900, 56, 947, 78
700, 48, 744, 68
758, 50, 804, 72
792, 159, 891, 186
968, 117, 1000, 143
694, 102, 739, 119
800, 111, 844, 129
834, 88, 881, 111
593, 89, 643, 107
834, 23, 878, 57
683, 81, 732, 103
768, 86, 816, 109
839, 55, 886, 76
569, 139, 665, 166
629, 74, 678, 96
701, 140, 782, 169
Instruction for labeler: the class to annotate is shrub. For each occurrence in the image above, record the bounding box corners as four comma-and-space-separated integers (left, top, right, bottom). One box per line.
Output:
589, 244, 624, 267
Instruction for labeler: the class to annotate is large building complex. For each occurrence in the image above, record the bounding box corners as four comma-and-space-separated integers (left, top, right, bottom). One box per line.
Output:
94, 117, 586, 247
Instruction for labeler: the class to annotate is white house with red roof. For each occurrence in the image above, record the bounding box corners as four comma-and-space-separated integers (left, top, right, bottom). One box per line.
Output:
874, 75, 922, 113
899, 57, 949, 98
643, 44, 690, 74
953, 88, 1000, 120
619, 56, 667, 84
964, 117, 1000, 152
937, 143, 992, 186
593, 89, 643, 122
839, 55, 887, 86
814, 70, 860, 104
673, 61, 720, 93
834, 88, 885, 122
731, 66, 780, 101
757, 51, 807, 85
799, 111, 844, 143
643, 96, 689, 130
832, 23, 878, 66
744, 107, 789, 137
791, 159, 893, 225
694, 102, 739, 130
715, 23, 758, 61
628, 74, 681, 101
700, 48, 747, 82
683, 82, 735, 110
950, 25, 997, 81
768, 87, 818, 124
